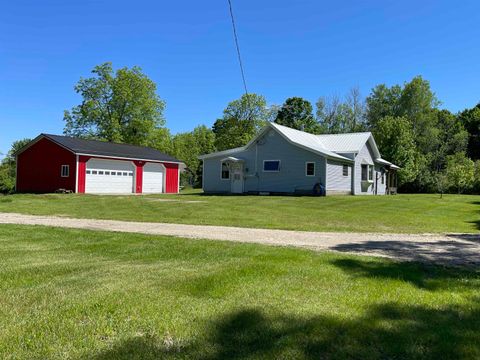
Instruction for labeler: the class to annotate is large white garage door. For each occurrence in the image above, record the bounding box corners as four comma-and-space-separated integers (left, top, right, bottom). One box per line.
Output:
143, 163, 164, 193
85, 159, 134, 194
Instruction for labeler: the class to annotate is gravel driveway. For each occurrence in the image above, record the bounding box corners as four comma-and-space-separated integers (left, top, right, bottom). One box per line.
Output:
1, 212, 479, 267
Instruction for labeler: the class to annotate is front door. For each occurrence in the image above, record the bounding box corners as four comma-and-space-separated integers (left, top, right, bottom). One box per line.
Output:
230, 163, 244, 194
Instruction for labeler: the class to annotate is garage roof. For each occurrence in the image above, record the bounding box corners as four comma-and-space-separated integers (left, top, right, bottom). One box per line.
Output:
41, 134, 181, 163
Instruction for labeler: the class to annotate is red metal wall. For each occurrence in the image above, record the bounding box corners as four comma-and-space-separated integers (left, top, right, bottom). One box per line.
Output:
163, 162, 179, 193
133, 160, 145, 193
76, 155, 91, 193
16, 138, 77, 193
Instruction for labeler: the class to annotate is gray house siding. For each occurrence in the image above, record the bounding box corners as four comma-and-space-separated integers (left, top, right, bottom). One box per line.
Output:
202, 129, 327, 194
354, 142, 375, 195
202, 157, 233, 193
326, 160, 352, 194
352, 142, 388, 195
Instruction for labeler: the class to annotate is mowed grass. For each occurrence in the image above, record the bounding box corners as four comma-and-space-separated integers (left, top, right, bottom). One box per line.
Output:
0, 191, 479, 233
1, 224, 479, 359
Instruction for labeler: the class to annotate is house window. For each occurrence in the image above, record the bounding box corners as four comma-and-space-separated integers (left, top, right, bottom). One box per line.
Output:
111, 171, 116, 175
263, 160, 280, 172
361, 165, 374, 182
221, 162, 230, 180
306, 162, 315, 176
361, 165, 368, 181
92, 170, 97, 175
98, 171, 104, 175
105, 171, 110, 175
381, 173, 385, 184
343, 165, 348, 177
86, 170, 91, 175
61, 165, 69, 177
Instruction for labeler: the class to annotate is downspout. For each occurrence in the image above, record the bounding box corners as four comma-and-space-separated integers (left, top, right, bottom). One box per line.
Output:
255, 141, 259, 192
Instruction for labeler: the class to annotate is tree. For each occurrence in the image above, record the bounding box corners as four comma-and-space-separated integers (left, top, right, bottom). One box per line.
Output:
274, 97, 319, 133
171, 125, 216, 187
445, 153, 475, 193
366, 84, 402, 127
373, 116, 419, 185
317, 88, 367, 133
0, 138, 32, 193
64, 62, 166, 146
429, 109, 468, 172
213, 93, 269, 151
458, 103, 480, 160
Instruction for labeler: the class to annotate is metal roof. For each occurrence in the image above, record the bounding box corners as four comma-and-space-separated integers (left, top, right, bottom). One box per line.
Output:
316, 132, 372, 152
199, 123, 397, 167
41, 134, 182, 163
268, 123, 352, 161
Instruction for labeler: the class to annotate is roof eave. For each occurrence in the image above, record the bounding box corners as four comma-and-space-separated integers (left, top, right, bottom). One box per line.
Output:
75, 152, 183, 165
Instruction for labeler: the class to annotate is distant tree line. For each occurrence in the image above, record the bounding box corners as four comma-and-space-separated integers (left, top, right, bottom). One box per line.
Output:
1, 63, 479, 194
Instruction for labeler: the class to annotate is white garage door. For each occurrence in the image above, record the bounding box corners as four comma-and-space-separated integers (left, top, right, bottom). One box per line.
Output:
85, 159, 134, 194
143, 163, 164, 193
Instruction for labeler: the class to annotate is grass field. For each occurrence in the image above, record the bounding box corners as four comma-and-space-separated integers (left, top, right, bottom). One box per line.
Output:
0, 224, 479, 359
0, 191, 479, 233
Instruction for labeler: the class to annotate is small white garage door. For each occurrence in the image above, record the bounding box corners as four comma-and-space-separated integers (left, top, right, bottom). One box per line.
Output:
85, 159, 134, 194
142, 163, 164, 193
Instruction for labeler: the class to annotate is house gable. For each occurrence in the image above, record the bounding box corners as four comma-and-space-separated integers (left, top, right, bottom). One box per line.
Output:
202, 128, 328, 193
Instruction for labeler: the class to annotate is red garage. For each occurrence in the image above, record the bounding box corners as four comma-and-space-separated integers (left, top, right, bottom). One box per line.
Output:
16, 134, 183, 194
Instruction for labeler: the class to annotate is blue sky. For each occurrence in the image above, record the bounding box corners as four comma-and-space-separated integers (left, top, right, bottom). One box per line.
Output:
1, 0, 479, 156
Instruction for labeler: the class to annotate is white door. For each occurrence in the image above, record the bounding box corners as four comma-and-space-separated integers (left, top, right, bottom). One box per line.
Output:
230, 163, 244, 194
85, 159, 134, 194
143, 163, 164, 193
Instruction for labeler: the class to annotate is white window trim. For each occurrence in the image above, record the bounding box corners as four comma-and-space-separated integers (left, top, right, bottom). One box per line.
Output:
361, 164, 374, 183
263, 160, 281, 173
220, 161, 230, 180
305, 162, 315, 177
368, 165, 374, 182
61, 165, 69, 177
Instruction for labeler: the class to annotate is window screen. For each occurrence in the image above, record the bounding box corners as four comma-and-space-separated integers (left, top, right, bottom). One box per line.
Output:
61, 165, 69, 177
263, 160, 280, 172
221, 162, 230, 179
343, 165, 348, 176
361, 165, 368, 181
306, 162, 315, 176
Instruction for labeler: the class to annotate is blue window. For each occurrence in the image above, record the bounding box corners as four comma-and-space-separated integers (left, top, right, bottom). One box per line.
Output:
263, 160, 280, 172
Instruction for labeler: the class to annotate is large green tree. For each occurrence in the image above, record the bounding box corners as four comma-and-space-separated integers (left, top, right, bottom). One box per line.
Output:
373, 116, 419, 185
366, 76, 469, 192
64, 62, 166, 146
458, 103, 480, 160
275, 97, 319, 133
172, 125, 216, 187
0, 138, 32, 193
213, 93, 269, 151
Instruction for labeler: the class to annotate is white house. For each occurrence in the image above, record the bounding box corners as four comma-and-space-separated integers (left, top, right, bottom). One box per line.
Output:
199, 122, 399, 195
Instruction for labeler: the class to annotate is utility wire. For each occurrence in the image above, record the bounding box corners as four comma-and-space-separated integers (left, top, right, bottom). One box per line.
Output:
227, 0, 249, 97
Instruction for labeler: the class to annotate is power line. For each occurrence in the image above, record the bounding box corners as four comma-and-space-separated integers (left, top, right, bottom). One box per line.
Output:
227, 0, 249, 96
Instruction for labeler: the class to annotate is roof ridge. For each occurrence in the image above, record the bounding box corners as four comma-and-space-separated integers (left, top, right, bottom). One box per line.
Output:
316, 132, 371, 137
43, 133, 160, 152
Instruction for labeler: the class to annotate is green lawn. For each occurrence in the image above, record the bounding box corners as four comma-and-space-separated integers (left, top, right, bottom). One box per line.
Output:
1, 191, 479, 233
0, 224, 479, 359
